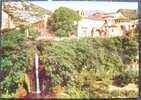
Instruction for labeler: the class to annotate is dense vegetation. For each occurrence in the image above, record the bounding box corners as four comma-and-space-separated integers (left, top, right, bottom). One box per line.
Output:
0, 29, 36, 97
37, 35, 138, 97
48, 7, 81, 37
0, 28, 138, 98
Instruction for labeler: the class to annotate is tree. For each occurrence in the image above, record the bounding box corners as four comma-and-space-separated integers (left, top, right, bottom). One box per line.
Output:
48, 7, 81, 37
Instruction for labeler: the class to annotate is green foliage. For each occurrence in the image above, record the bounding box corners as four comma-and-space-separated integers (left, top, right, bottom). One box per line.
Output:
127, 26, 139, 43
114, 67, 138, 84
1, 92, 15, 98
56, 29, 68, 37
48, 7, 81, 37
0, 30, 35, 95
0, 28, 138, 98
1, 30, 28, 49
36, 36, 137, 94
66, 68, 138, 98
65, 85, 90, 98
65, 69, 112, 98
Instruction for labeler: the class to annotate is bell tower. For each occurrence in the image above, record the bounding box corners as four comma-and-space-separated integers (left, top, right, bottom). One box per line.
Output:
79, 9, 85, 17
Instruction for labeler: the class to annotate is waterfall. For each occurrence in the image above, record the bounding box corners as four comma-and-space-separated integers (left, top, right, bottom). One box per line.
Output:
25, 28, 29, 37
35, 52, 41, 94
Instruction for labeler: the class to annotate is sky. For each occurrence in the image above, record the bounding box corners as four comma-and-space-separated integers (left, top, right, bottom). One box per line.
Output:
31, 1, 138, 13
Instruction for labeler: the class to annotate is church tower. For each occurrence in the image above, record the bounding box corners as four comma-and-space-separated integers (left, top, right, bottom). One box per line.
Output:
78, 9, 85, 17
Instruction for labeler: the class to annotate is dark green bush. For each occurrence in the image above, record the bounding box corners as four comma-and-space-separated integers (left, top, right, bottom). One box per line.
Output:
56, 29, 69, 37
1, 30, 27, 49
0, 30, 34, 95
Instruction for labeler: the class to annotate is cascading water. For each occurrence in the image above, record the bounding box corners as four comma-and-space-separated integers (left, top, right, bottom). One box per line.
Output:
35, 51, 41, 94
25, 28, 29, 37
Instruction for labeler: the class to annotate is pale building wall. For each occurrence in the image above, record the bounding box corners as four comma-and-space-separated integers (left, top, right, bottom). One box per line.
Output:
77, 18, 126, 37
108, 27, 123, 37
1, 11, 9, 29
107, 18, 115, 26
1, 11, 15, 30
77, 19, 105, 37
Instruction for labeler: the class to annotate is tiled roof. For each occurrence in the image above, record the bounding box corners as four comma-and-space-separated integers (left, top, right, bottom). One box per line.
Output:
83, 14, 107, 21
12, 10, 40, 23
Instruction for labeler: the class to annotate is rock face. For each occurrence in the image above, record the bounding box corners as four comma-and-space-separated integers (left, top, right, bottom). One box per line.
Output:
27, 70, 36, 93
15, 82, 28, 98
108, 83, 138, 92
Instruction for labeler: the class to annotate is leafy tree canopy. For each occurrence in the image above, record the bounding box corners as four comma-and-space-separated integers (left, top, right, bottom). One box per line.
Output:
48, 7, 81, 37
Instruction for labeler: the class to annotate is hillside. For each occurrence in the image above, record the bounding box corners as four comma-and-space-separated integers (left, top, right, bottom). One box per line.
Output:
85, 10, 105, 16
3, 1, 52, 26
117, 9, 138, 20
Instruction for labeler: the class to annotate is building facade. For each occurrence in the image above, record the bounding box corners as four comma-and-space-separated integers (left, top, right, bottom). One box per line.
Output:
1, 11, 15, 30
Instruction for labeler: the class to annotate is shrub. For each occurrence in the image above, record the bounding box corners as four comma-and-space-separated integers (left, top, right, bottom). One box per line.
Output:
56, 29, 68, 37
114, 67, 138, 85
0, 30, 34, 95
1, 30, 27, 49
1, 92, 15, 98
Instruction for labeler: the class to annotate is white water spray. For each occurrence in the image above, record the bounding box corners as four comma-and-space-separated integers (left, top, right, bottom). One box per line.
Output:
35, 52, 41, 94
26, 28, 29, 37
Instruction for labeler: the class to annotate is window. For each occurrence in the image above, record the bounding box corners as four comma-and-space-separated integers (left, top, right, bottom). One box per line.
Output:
83, 30, 87, 33
81, 27, 88, 29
